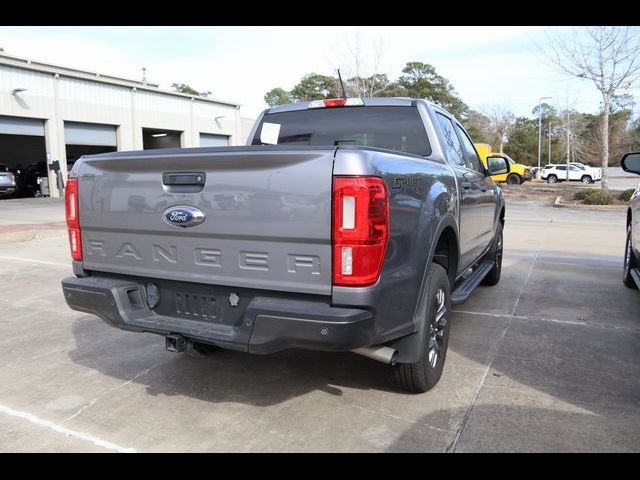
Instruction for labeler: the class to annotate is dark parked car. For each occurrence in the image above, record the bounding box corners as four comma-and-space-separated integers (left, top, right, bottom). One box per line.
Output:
621, 152, 640, 289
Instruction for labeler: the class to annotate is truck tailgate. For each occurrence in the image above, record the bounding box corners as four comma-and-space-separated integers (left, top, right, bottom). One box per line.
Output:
77, 147, 335, 295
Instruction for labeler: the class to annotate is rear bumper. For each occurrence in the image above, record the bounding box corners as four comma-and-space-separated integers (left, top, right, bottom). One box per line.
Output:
61, 275, 376, 354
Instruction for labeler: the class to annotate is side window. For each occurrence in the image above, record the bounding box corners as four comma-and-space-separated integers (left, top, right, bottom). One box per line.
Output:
557, 166, 566, 171
455, 124, 484, 174
436, 114, 465, 167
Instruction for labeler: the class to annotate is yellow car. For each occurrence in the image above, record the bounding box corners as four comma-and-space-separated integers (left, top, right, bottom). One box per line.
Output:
474, 143, 531, 185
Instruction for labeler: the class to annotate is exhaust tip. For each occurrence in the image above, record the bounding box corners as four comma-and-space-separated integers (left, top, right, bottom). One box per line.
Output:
352, 345, 398, 365
165, 334, 187, 353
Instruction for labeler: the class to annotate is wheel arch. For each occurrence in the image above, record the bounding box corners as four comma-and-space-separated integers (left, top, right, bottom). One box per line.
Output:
390, 214, 459, 364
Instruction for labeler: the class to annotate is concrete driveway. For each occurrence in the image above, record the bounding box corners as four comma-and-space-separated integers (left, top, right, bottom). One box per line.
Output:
0, 197, 638, 452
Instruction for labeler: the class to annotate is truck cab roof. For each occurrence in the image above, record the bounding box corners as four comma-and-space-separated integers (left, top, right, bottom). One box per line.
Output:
265, 97, 440, 115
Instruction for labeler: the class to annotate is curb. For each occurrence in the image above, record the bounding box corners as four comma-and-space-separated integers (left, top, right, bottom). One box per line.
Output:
553, 196, 627, 211
0, 229, 67, 244
0, 224, 67, 244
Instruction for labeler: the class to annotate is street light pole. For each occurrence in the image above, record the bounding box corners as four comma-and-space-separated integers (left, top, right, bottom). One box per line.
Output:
537, 96, 552, 175
548, 123, 552, 164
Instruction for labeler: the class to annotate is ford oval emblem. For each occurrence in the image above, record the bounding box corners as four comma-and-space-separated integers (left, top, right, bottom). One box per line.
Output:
163, 206, 205, 228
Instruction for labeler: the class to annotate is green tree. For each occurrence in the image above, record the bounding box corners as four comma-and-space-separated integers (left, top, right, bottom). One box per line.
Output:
464, 110, 491, 143
264, 88, 294, 107
291, 73, 340, 101
503, 117, 539, 166
398, 62, 468, 118
346, 73, 406, 97
171, 83, 200, 95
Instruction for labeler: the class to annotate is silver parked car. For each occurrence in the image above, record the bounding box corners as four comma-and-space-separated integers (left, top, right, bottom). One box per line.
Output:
0, 164, 17, 197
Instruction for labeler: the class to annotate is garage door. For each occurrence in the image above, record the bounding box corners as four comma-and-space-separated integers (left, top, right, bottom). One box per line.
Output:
64, 122, 117, 172
64, 122, 116, 146
0, 115, 44, 136
200, 133, 229, 147
0, 116, 47, 197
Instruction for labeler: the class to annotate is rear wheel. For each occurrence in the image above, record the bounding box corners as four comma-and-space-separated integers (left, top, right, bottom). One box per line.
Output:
547, 175, 558, 184
506, 174, 521, 185
623, 226, 638, 289
482, 223, 503, 286
581, 175, 592, 184
391, 264, 450, 393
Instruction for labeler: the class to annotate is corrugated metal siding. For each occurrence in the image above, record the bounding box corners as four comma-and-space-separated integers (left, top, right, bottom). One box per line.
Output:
1, 62, 241, 151
136, 90, 190, 116
0, 65, 55, 116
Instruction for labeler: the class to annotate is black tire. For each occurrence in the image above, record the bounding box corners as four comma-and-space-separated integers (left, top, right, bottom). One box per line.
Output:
391, 264, 451, 393
506, 174, 521, 185
547, 175, 557, 184
581, 175, 592, 184
623, 225, 638, 289
482, 222, 503, 286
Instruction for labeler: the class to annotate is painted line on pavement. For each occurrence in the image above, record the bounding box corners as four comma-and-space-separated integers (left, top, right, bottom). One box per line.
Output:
453, 309, 639, 332
0, 403, 136, 453
0, 255, 68, 267
452, 309, 527, 320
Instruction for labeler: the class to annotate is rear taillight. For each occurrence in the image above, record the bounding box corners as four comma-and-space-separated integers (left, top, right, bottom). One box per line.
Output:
332, 176, 389, 286
65, 177, 82, 261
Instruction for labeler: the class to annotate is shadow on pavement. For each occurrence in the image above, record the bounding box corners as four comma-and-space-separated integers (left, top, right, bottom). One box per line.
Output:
386, 403, 640, 453
69, 315, 400, 406
66, 253, 640, 451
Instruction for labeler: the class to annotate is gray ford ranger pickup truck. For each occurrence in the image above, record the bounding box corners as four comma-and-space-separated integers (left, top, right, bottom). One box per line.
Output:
61, 97, 509, 393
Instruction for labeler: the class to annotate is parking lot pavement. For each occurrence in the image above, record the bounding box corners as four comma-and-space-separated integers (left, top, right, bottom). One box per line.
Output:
0, 197, 65, 227
0, 197, 66, 243
608, 176, 639, 191
0, 197, 638, 452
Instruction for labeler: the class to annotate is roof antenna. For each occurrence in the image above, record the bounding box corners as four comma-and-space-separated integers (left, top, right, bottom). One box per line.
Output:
337, 69, 348, 99
142, 67, 147, 86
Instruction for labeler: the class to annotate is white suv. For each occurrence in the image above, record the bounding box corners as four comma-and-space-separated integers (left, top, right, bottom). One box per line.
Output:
541, 164, 600, 184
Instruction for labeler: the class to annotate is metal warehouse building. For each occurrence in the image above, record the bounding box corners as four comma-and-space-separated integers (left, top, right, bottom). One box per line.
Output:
0, 52, 245, 198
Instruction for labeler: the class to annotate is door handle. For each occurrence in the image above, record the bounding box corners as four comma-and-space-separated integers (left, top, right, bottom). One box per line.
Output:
462, 182, 472, 189
162, 172, 206, 193
162, 172, 206, 185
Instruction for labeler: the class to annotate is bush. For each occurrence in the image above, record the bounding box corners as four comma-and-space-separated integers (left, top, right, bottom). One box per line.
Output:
583, 191, 614, 205
620, 189, 635, 202
574, 189, 598, 201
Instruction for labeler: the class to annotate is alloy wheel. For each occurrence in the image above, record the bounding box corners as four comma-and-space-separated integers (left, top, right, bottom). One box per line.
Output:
427, 288, 447, 368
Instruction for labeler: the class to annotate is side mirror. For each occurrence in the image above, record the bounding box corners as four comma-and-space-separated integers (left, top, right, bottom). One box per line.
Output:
487, 156, 510, 175
621, 152, 640, 175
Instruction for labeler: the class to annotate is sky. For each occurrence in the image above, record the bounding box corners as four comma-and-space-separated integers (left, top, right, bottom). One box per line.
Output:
1, 26, 636, 120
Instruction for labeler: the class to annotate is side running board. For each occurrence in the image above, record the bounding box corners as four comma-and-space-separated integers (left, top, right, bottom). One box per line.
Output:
451, 260, 495, 305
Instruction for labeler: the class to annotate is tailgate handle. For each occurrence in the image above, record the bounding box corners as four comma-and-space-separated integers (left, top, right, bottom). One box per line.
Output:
162, 172, 206, 186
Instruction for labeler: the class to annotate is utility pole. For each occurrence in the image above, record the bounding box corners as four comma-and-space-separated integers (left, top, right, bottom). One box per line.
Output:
548, 123, 552, 164
566, 110, 571, 181
537, 96, 553, 177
